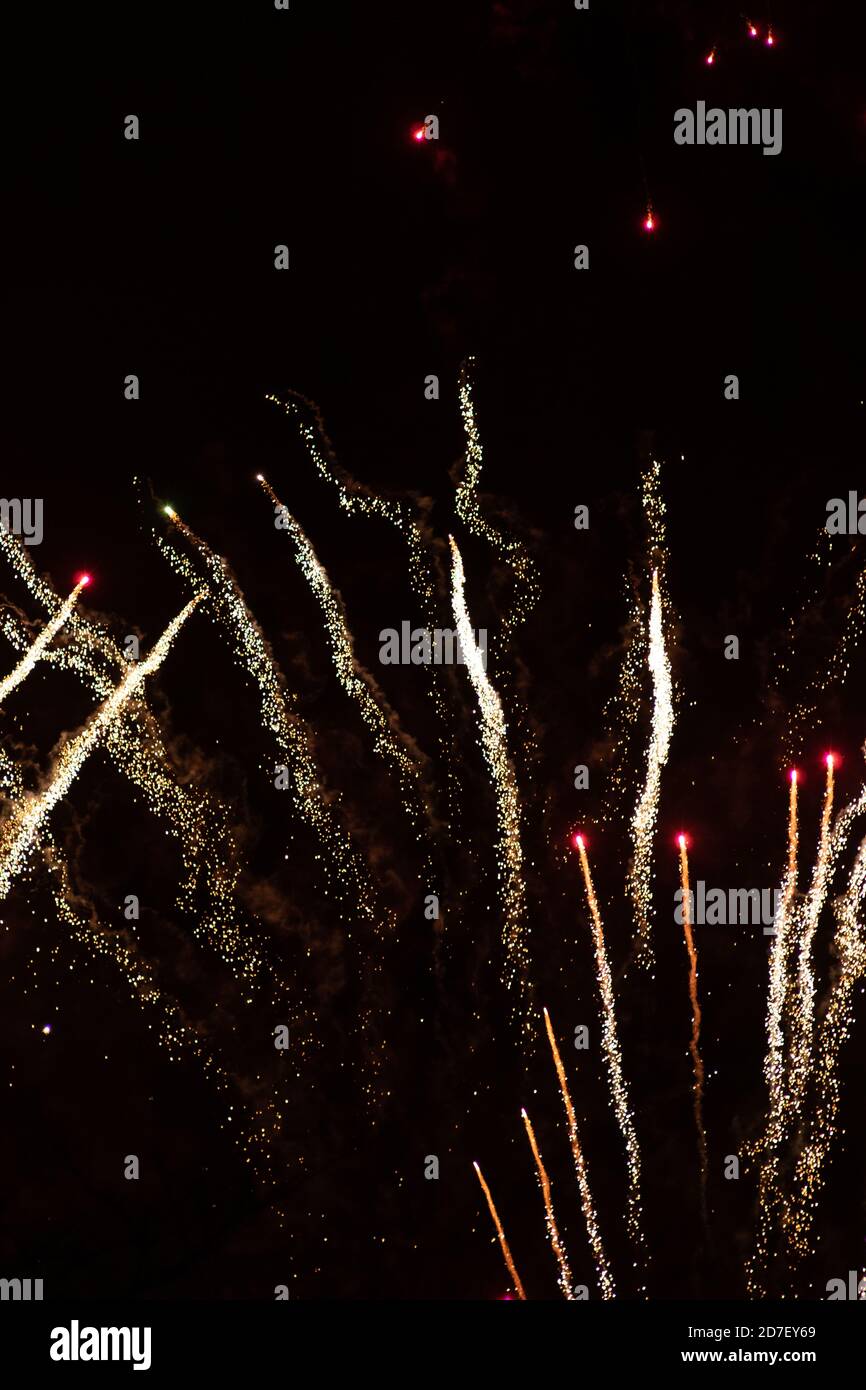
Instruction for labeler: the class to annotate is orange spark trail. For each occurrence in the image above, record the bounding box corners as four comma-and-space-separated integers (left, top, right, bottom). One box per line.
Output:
472, 1161, 527, 1300
543, 1007, 615, 1297
574, 836, 645, 1276
678, 837, 708, 1219
787, 770, 800, 886
521, 1107, 575, 1299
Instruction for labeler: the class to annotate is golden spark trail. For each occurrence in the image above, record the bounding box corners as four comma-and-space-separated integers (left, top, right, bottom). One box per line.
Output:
256, 474, 432, 828
456, 361, 539, 635
678, 837, 708, 1217
543, 1007, 615, 1298
449, 535, 528, 1014
627, 568, 674, 967
265, 392, 438, 611
472, 1161, 527, 1300
1, 521, 285, 989
764, 771, 800, 1134
521, 1107, 576, 1299
0, 577, 89, 705
749, 765, 866, 1295
0, 597, 204, 900
574, 835, 645, 1273
788, 756, 837, 1118
157, 509, 387, 927
786, 834, 866, 1261
0, 595, 203, 900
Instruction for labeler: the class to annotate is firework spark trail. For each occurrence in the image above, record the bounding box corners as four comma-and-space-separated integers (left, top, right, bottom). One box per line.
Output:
627, 567, 674, 968
574, 836, 645, 1276
764, 771, 800, 1128
256, 474, 436, 837
449, 535, 529, 1013
0, 523, 303, 1001
0, 595, 204, 900
0, 575, 89, 705
749, 763, 866, 1296
472, 1161, 527, 1300
265, 391, 438, 611
521, 1107, 576, 1300
456, 360, 539, 637
157, 509, 390, 929
786, 754, 862, 1121
543, 1007, 615, 1298
785, 833, 866, 1260
678, 837, 708, 1217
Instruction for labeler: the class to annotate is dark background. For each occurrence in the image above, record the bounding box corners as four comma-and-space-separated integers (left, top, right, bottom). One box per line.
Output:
1, 1, 864, 1300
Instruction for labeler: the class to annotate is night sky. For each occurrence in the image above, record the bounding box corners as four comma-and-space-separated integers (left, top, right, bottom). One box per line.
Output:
2, 1, 865, 1303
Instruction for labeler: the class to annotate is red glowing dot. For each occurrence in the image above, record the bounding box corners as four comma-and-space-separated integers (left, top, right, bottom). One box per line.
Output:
413, 127, 425, 142
765, 29, 775, 46
77, 572, 92, 588
825, 753, 836, 770
572, 832, 585, 850
789, 769, 798, 785
706, 50, 716, 66
643, 210, 655, 233
747, 21, 758, 38
677, 833, 688, 850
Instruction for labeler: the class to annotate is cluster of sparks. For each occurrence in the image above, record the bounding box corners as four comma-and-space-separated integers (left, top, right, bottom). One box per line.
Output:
2, 367, 864, 1300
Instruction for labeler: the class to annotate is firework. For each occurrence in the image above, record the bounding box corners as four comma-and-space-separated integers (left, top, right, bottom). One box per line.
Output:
472, 1161, 527, 1300
574, 834, 645, 1276
0, 575, 89, 706
764, 771, 800, 1132
521, 1107, 576, 1299
156, 504, 390, 933
449, 535, 529, 1016
455, 360, 539, 638
678, 836, 708, 1218
0, 594, 203, 900
787, 832, 866, 1259
627, 564, 674, 967
543, 1007, 615, 1298
256, 473, 434, 835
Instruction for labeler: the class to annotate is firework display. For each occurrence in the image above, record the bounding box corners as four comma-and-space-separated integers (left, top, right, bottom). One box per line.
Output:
3, 1, 864, 1342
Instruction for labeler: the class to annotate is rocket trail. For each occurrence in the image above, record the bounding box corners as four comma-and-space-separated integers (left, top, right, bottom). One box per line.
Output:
749, 763, 866, 1295
627, 567, 674, 967
0, 575, 89, 705
788, 755, 861, 1122
456, 360, 539, 637
574, 835, 646, 1279
449, 535, 529, 1018
521, 1107, 576, 1300
256, 474, 434, 833
764, 771, 799, 1133
473, 1161, 527, 1300
543, 1007, 615, 1298
157, 507, 390, 930
678, 837, 708, 1221
787, 833, 866, 1261
0, 594, 204, 900
264, 391, 438, 612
